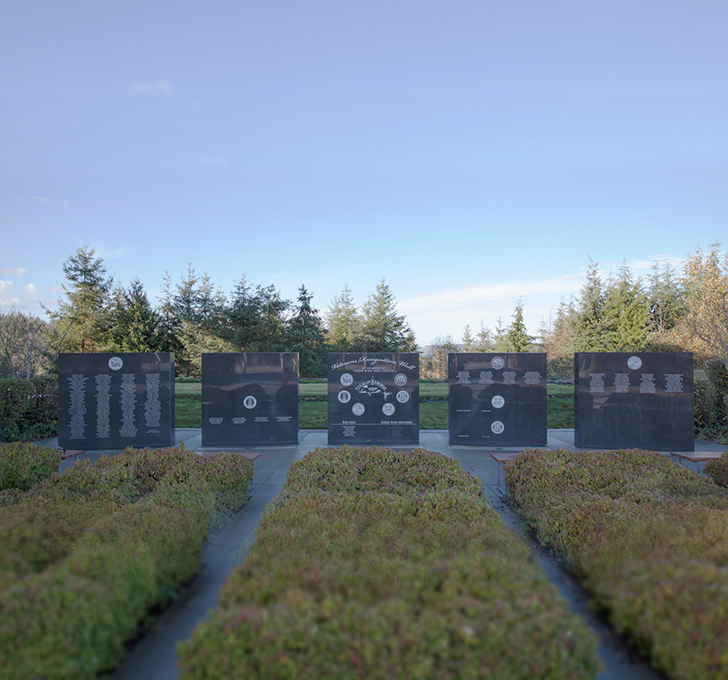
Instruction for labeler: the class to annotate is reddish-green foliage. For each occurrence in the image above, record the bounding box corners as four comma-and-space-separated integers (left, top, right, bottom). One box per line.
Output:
505, 448, 728, 680
704, 452, 728, 488
179, 447, 601, 680
0, 446, 254, 680
0, 442, 60, 491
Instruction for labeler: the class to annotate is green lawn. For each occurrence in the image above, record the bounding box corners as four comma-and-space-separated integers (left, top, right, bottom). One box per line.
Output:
178, 382, 567, 399
175, 383, 575, 429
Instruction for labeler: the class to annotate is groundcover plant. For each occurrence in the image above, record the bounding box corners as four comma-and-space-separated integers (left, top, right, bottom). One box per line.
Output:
0, 445, 253, 680
179, 446, 601, 680
505, 448, 728, 680
705, 452, 728, 488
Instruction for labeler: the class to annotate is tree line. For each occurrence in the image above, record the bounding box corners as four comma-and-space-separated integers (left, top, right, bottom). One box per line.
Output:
423, 243, 728, 380
0, 245, 416, 378
1, 242, 726, 380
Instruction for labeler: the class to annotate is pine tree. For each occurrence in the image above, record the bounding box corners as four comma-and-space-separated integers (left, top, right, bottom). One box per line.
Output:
253, 284, 289, 351
649, 261, 683, 332
325, 285, 361, 351
542, 297, 578, 379
492, 317, 510, 352
505, 299, 534, 352
46, 244, 112, 353
286, 285, 328, 376
461, 325, 475, 352
225, 274, 264, 351
107, 279, 165, 353
360, 279, 416, 353
157, 271, 184, 357
573, 257, 605, 352
601, 261, 650, 351
172, 263, 201, 325
474, 323, 495, 352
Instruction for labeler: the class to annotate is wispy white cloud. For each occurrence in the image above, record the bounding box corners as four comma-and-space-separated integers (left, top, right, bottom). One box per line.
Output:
85, 241, 129, 260
398, 275, 585, 344
2, 216, 13, 222
400, 275, 582, 315
0, 280, 39, 311
127, 80, 175, 97
0, 267, 28, 277
197, 156, 229, 167
17, 195, 69, 207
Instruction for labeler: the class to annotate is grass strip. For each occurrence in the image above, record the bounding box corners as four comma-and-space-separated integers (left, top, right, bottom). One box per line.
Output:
505, 448, 728, 680
175, 396, 575, 429
178, 446, 601, 679
0, 446, 253, 680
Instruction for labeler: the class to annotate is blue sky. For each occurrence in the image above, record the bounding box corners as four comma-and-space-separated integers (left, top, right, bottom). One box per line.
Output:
1, 0, 726, 346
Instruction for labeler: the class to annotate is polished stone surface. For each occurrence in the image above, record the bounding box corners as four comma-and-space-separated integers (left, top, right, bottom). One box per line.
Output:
57, 352, 175, 450
328, 352, 419, 445
201, 353, 298, 447
574, 352, 694, 451
448, 353, 547, 446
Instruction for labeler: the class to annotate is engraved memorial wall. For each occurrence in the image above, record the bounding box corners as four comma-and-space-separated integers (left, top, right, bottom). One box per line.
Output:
574, 352, 694, 451
328, 353, 419, 445
58, 352, 175, 450
448, 353, 547, 446
201, 353, 298, 447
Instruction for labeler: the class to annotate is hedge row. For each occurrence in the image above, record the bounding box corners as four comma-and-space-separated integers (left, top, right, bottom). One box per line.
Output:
0, 442, 60, 491
0, 445, 254, 680
0, 376, 58, 443
179, 446, 601, 679
705, 452, 728, 488
505, 448, 728, 680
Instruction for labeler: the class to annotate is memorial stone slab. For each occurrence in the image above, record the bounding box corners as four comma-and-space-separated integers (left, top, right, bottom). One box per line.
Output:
201, 353, 298, 447
574, 352, 694, 451
58, 352, 175, 450
328, 353, 419, 445
448, 353, 547, 446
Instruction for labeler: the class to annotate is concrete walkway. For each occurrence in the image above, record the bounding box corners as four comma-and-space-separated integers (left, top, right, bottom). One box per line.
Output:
36, 430, 725, 679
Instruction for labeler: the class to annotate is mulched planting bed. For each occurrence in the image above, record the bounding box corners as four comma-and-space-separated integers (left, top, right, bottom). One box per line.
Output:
505, 448, 728, 680
179, 445, 601, 679
0, 444, 253, 680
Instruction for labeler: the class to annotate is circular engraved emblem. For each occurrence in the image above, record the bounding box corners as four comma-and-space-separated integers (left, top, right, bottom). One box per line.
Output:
108, 356, 123, 371
243, 396, 257, 409
338, 390, 351, 404
340, 373, 354, 386
491, 420, 505, 435
382, 403, 395, 416
491, 395, 505, 409
396, 390, 410, 404
627, 356, 642, 370
352, 403, 365, 416
491, 356, 505, 370
394, 373, 407, 387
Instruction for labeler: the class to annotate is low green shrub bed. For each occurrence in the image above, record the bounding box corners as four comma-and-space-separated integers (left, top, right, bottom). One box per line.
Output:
505, 448, 728, 680
179, 446, 601, 679
705, 452, 728, 488
0, 446, 254, 680
0, 442, 60, 491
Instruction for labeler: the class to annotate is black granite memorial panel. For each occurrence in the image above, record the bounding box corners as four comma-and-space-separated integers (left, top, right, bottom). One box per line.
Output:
328, 353, 419, 446
201, 353, 298, 447
448, 353, 547, 446
574, 352, 694, 451
58, 352, 175, 450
